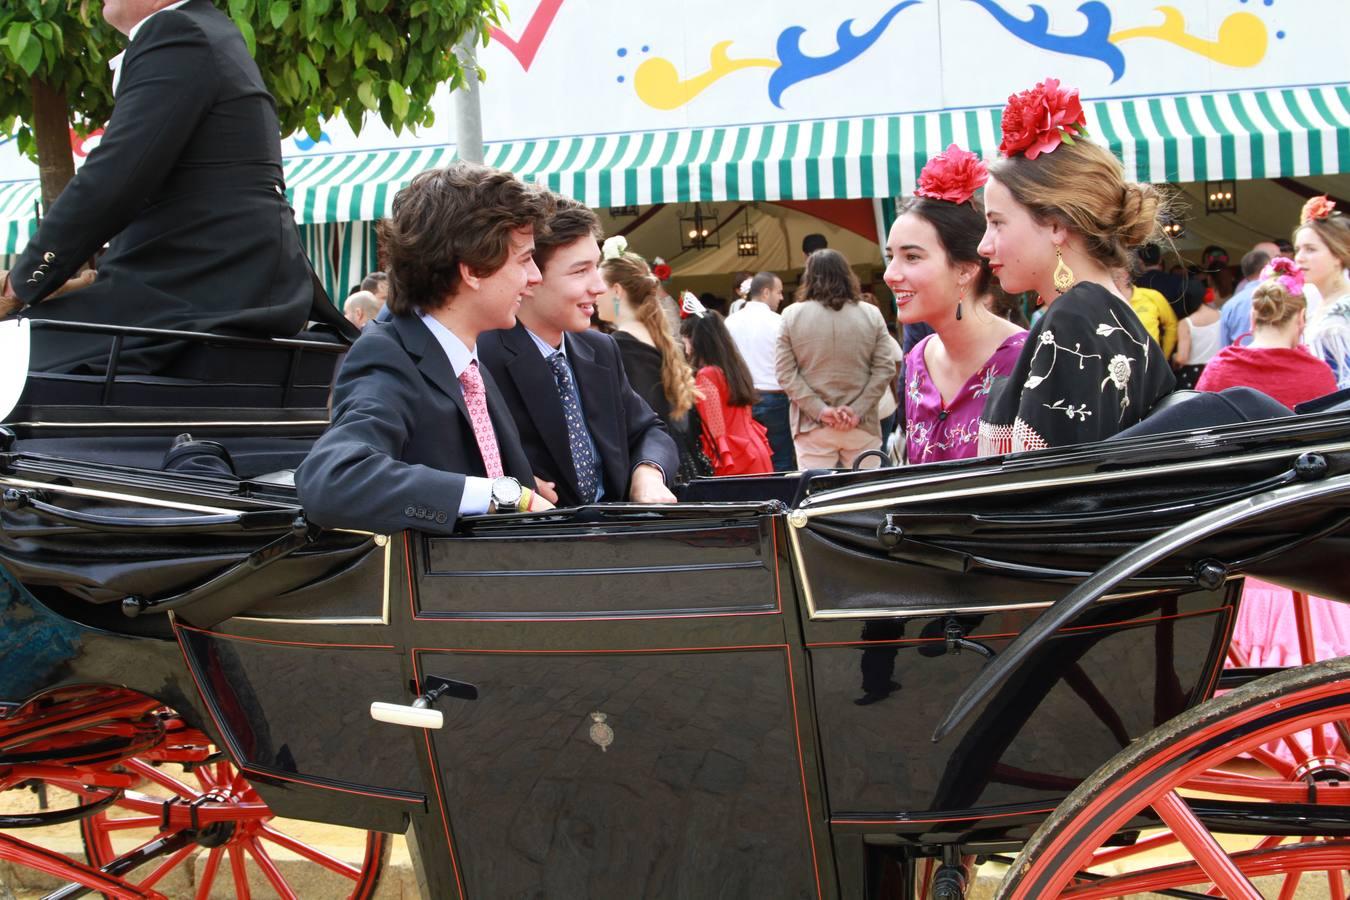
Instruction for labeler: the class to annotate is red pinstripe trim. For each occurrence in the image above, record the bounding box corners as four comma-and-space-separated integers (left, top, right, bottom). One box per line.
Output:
410, 653, 468, 900
175, 623, 393, 650
409, 521, 784, 621
783, 649, 825, 899
172, 623, 418, 805
805, 606, 1229, 648
412, 643, 787, 655
240, 766, 423, 804
831, 805, 1057, 825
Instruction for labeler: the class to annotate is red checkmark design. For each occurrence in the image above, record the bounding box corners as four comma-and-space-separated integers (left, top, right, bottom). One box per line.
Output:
489, 0, 565, 72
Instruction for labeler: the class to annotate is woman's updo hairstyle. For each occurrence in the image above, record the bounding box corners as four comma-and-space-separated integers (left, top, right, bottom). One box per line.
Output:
989, 142, 1165, 270
1296, 196, 1350, 270
1251, 258, 1309, 329
991, 78, 1167, 270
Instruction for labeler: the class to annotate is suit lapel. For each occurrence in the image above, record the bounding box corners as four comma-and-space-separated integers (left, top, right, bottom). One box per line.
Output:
392, 314, 472, 427
503, 323, 580, 493
567, 333, 621, 494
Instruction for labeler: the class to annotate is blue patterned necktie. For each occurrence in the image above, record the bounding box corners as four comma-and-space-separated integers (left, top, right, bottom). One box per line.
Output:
548, 352, 601, 503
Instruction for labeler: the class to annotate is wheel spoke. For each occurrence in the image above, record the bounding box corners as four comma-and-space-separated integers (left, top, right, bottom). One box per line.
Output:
195, 846, 224, 900
125, 758, 200, 800
1278, 870, 1303, 900
228, 843, 252, 900
247, 837, 298, 900
1089, 831, 1177, 866
260, 825, 363, 880
137, 843, 197, 889
1331, 865, 1348, 900
1153, 790, 1263, 900
100, 815, 165, 832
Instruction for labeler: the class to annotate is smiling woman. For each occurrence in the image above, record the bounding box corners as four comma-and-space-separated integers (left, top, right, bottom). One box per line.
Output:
885, 144, 1026, 464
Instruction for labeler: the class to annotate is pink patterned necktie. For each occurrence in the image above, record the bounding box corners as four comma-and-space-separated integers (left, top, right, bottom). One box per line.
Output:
458, 361, 504, 478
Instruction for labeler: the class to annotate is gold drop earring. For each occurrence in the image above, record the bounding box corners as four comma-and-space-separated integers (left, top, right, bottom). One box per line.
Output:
1053, 246, 1075, 294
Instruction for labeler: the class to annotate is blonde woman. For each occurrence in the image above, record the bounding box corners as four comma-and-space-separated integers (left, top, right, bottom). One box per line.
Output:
600, 250, 703, 478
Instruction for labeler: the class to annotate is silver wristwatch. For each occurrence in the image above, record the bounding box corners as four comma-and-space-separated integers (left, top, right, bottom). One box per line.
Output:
488, 476, 523, 513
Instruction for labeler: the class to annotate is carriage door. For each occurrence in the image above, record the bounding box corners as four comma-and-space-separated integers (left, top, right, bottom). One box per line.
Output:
395, 503, 831, 899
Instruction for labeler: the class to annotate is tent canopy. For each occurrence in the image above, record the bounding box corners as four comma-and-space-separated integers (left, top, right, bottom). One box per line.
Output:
4, 84, 1350, 255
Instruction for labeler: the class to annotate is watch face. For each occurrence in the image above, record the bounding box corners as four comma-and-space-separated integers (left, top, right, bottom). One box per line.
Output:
492, 477, 522, 508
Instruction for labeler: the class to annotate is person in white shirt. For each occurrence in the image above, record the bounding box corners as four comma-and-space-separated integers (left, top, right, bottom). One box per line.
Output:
725, 272, 796, 470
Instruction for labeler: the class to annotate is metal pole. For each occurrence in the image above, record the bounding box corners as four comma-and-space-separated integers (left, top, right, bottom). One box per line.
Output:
453, 35, 484, 164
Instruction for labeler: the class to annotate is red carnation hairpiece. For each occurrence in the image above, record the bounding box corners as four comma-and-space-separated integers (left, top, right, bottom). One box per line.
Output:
1302, 195, 1336, 224
999, 78, 1089, 160
916, 143, 988, 205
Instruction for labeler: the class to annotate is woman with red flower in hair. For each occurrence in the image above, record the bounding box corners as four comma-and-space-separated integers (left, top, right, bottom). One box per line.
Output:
975, 79, 1175, 455
884, 144, 1026, 463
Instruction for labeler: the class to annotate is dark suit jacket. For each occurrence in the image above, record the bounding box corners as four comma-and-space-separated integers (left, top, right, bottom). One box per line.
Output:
13, 0, 313, 373
295, 315, 534, 536
478, 323, 678, 507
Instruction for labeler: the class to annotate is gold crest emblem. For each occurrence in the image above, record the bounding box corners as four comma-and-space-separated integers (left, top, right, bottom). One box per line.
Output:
588, 711, 614, 752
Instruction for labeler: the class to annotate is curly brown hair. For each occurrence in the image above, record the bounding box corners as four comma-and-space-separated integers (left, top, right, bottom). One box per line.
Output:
383, 163, 550, 315
795, 248, 861, 310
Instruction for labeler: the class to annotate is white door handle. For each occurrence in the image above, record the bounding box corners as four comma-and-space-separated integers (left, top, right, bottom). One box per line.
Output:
369, 701, 443, 730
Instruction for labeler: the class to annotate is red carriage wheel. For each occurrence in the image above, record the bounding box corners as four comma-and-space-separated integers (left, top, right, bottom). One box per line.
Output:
997, 657, 1350, 898
79, 752, 389, 899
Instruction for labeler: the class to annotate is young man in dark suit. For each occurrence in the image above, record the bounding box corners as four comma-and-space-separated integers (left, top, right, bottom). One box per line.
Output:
296, 164, 556, 536
479, 198, 679, 507
1, 0, 320, 373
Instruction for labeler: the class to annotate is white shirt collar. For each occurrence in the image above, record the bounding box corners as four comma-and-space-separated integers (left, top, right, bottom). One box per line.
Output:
109, 0, 192, 93
524, 326, 566, 359
418, 311, 478, 378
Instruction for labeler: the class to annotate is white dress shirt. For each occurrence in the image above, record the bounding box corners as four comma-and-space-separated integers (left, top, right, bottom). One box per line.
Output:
109, 0, 192, 95
725, 300, 784, 392
419, 312, 494, 515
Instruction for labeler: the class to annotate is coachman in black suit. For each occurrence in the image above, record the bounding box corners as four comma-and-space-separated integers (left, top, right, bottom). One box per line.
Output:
2, 0, 316, 373
479, 322, 679, 508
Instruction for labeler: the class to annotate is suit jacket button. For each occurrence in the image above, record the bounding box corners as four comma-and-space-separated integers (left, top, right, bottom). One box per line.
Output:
43, 252, 55, 262
404, 505, 415, 517
435, 511, 447, 524
26, 277, 38, 285
31, 270, 43, 280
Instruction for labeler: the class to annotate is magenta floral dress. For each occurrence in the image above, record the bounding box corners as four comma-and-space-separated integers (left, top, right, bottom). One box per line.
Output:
904, 332, 1027, 464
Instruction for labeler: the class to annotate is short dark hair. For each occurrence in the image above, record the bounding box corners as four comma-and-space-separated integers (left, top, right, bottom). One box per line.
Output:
802, 233, 828, 256
1136, 243, 1163, 267
1240, 249, 1271, 279
796, 248, 860, 311
360, 271, 388, 293
749, 271, 779, 299
534, 195, 602, 273
382, 163, 549, 316
896, 195, 993, 298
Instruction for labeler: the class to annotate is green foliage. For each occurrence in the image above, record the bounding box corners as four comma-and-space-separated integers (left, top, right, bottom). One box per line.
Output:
1, 1, 118, 158
2, 0, 503, 159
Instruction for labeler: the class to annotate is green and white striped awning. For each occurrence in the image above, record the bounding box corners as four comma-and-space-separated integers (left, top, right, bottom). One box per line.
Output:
4, 85, 1350, 255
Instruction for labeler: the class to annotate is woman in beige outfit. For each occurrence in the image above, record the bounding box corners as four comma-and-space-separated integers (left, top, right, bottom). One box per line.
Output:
776, 249, 899, 469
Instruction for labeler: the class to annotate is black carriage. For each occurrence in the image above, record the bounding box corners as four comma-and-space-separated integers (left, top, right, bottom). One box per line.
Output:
4, 318, 1350, 899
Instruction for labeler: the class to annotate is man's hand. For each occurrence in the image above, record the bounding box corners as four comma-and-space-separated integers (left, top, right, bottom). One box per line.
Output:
51, 268, 96, 299
0, 271, 17, 318
527, 490, 555, 512
833, 404, 859, 431
533, 476, 559, 505
628, 463, 676, 504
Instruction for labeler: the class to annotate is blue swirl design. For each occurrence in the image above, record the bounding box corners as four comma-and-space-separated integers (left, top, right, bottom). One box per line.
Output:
769, 0, 922, 109
965, 0, 1125, 82
293, 131, 332, 151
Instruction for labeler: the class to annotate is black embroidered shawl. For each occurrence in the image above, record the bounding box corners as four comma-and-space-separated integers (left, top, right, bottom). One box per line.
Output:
978, 282, 1175, 454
